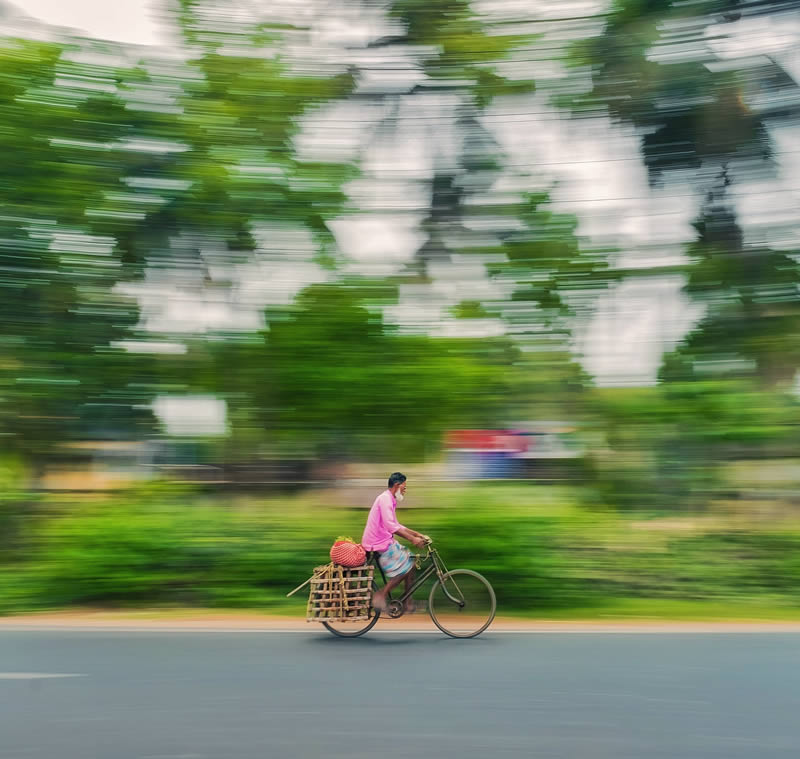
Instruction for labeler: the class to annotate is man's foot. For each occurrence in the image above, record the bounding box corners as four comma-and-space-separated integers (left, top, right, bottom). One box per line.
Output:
372, 592, 388, 612
404, 600, 417, 614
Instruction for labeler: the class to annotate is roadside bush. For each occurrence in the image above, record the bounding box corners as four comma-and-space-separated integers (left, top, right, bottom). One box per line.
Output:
2, 484, 799, 615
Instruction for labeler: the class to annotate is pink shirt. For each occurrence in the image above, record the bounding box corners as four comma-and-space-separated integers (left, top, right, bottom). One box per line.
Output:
361, 489, 405, 552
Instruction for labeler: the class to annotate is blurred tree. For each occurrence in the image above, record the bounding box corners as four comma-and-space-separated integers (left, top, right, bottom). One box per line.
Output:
0, 3, 360, 469
661, 182, 800, 387
325, 0, 606, 425
375, 0, 532, 277
171, 282, 517, 462
121, 0, 605, 462
112, 2, 357, 277
0, 38, 157, 468
588, 378, 800, 510
355, 0, 606, 304
572, 0, 800, 387
247, 284, 512, 460
564, 0, 800, 508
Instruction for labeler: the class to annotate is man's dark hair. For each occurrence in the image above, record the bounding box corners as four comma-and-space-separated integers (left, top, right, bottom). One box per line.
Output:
388, 472, 407, 488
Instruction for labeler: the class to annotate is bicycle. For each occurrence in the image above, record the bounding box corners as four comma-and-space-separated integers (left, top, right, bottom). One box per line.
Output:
322, 540, 496, 639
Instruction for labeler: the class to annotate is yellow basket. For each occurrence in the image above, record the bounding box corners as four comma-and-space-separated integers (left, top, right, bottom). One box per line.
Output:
306, 564, 374, 622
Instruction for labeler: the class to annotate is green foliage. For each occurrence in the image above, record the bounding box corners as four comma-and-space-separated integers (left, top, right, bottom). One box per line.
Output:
0, 38, 156, 456
587, 382, 800, 509
4, 485, 800, 616
389, 0, 532, 77
0, 456, 37, 559
4, 486, 359, 610
198, 284, 517, 460
1, 487, 588, 612
424, 494, 593, 609
603, 531, 800, 603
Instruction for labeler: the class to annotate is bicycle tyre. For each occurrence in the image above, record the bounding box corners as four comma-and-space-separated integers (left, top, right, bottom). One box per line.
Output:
428, 569, 496, 639
321, 581, 381, 638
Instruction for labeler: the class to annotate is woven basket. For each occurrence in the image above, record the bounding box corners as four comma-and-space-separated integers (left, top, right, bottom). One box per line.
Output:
307, 564, 374, 622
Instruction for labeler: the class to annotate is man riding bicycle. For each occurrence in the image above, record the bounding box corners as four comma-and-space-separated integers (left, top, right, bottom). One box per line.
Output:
361, 472, 428, 612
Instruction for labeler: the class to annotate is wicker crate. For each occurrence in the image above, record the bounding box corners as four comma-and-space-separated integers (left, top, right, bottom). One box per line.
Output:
307, 564, 374, 622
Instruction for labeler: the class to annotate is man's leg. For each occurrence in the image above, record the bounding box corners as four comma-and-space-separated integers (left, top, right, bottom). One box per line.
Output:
402, 566, 416, 612
373, 573, 405, 611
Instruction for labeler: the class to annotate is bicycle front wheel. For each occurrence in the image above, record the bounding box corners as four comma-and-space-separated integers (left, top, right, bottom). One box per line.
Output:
429, 569, 496, 638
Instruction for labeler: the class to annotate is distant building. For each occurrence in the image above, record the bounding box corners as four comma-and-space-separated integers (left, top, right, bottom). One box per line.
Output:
444, 423, 583, 480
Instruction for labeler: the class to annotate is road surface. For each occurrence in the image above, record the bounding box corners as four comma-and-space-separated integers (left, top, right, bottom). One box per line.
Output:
1, 629, 799, 758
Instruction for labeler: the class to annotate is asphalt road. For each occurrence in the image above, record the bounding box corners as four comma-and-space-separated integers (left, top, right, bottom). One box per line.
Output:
1, 629, 799, 758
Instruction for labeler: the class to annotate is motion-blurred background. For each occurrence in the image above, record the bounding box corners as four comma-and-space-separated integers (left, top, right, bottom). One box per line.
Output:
2, 0, 800, 619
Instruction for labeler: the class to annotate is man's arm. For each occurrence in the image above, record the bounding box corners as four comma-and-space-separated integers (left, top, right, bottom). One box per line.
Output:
394, 526, 427, 548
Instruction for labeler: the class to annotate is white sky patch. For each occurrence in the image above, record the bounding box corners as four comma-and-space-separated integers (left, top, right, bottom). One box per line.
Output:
294, 101, 377, 164
11, 0, 166, 46
427, 257, 514, 303
734, 120, 800, 250
576, 276, 704, 386
344, 177, 430, 212
383, 256, 514, 336
330, 214, 425, 276
118, 277, 266, 334
116, 222, 333, 333
309, 0, 395, 50
385, 300, 446, 334
706, 12, 800, 64
235, 257, 331, 308
152, 395, 228, 437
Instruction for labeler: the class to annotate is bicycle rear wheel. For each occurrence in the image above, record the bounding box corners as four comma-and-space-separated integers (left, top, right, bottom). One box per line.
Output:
429, 569, 496, 638
321, 581, 381, 638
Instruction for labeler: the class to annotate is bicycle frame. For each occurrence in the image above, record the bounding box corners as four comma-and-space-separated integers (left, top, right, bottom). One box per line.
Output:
371, 545, 465, 608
